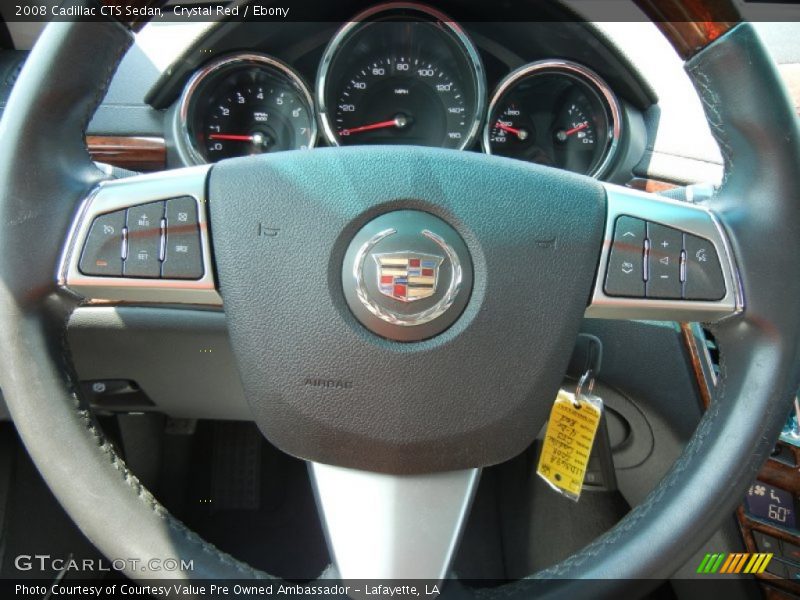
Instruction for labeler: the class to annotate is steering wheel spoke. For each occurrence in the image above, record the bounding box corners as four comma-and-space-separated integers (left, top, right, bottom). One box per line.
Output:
60, 166, 220, 306
310, 462, 480, 582
585, 183, 742, 322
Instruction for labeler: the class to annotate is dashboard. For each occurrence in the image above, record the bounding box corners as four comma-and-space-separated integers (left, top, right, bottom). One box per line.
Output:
4, 14, 797, 188
153, 3, 650, 184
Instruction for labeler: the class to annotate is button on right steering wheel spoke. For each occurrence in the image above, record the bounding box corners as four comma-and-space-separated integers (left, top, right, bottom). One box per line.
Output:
586, 184, 741, 322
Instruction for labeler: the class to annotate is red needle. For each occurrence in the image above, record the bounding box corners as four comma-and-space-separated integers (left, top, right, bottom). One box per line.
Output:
495, 122, 523, 136
564, 122, 589, 136
340, 119, 400, 136
208, 133, 254, 142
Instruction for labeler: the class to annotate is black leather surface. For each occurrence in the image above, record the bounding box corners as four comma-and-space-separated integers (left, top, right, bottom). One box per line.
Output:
0, 13, 798, 598
209, 147, 606, 474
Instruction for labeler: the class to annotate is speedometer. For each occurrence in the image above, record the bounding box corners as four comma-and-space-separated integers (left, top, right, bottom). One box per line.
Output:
317, 4, 486, 150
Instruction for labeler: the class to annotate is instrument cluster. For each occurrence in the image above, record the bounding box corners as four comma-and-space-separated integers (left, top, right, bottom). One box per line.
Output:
175, 3, 622, 178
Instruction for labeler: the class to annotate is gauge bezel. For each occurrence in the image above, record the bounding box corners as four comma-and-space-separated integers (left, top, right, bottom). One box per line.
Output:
482, 60, 622, 179
174, 53, 318, 166
315, 2, 487, 151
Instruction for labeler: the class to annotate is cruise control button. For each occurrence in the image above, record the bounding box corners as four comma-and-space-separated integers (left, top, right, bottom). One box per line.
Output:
684, 233, 726, 300
124, 201, 164, 278
604, 216, 645, 297
162, 196, 203, 280
79, 210, 125, 276
646, 222, 682, 299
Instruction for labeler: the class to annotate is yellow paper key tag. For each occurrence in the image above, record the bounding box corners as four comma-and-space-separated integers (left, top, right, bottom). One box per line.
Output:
536, 389, 603, 502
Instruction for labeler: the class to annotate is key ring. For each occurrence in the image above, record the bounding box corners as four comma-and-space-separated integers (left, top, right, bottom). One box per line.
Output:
574, 369, 595, 407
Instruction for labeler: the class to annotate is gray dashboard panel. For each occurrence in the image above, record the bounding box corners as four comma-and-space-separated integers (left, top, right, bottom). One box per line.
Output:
66, 307, 250, 421
87, 43, 164, 136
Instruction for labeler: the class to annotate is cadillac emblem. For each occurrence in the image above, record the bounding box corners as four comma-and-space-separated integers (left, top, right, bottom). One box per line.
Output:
345, 217, 470, 335
373, 252, 444, 303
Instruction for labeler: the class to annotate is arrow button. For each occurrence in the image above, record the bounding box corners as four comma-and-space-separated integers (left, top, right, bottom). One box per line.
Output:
646, 222, 682, 299
604, 216, 646, 297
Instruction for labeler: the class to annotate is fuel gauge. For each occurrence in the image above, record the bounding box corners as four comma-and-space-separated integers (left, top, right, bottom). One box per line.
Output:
484, 61, 621, 177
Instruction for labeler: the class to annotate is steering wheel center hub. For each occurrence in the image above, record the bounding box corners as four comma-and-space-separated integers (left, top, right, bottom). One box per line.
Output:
208, 146, 606, 473
343, 210, 473, 341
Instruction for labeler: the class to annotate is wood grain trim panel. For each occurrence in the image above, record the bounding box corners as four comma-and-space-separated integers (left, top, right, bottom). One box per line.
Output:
633, 0, 739, 60
86, 136, 166, 172
627, 177, 680, 194
680, 323, 713, 409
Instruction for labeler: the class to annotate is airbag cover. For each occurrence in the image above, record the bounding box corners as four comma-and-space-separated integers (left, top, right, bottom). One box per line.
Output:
209, 146, 605, 473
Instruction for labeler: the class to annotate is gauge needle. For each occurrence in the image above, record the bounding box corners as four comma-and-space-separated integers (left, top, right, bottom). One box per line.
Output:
208, 134, 255, 141
563, 122, 589, 136
340, 115, 409, 136
495, 122, 528, 141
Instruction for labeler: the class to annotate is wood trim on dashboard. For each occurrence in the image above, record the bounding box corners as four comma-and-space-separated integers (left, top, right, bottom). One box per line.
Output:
627, 177, 680, 194
680, 323, 713, 409
86, 136, 166, 172
632, 0, 739, 60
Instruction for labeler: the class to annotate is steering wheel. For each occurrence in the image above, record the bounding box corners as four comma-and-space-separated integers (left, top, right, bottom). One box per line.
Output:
1, 0, 799, 596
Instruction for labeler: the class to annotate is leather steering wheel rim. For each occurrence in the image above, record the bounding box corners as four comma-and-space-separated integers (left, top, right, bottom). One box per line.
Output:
1, 1, 800, 597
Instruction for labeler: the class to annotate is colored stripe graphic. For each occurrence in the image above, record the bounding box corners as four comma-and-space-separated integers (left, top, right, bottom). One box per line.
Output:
711, 553, 726, 573
746, 553, 767, 573
696, 554, 711, 573
732, 553, 748, 573
699, 553, 773, 574
719, 553, 735, 573
743, 554, 760, 573
756, 554, 773, 574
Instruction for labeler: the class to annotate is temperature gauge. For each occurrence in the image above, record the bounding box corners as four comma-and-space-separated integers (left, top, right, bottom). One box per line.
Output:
484, 61, 621, 177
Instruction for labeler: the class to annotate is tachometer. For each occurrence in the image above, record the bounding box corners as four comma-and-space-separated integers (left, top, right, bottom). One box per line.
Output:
317, 4, 486, 150
483, 61, 621, 177
176, 54, 317, 165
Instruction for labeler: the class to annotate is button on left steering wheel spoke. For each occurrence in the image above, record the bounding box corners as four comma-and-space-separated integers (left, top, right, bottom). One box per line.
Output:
60, 166, 220, 306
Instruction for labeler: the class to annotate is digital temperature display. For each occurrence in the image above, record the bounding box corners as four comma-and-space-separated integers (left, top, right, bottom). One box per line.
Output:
745, 481, 796, 530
